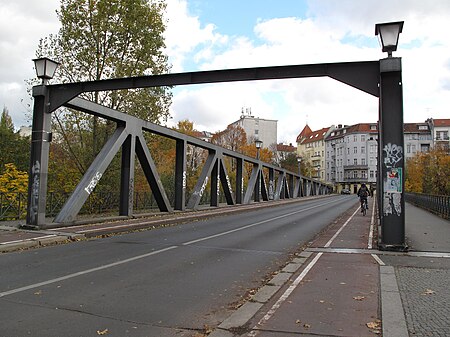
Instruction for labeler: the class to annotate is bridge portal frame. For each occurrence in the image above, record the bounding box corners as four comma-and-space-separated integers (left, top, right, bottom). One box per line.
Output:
27, 60, 405, 250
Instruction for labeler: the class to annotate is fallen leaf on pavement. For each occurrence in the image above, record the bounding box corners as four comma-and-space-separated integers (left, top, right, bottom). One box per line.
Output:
97, 329, 109, 335
366, 321, 381, 329
303, 323, 311, 329
295, 319, 301, 324
34, 290, 42, 295
422, 289, 435, 295
353, 296, 365, 301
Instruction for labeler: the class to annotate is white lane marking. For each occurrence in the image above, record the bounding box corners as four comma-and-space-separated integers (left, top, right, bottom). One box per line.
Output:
182, 199, 343, 246
324, 206, 360, 248
368, 198, 376, 249
0, 235, 57, 245
0, 246, 177, 298
248, 252, 323, 337
371, 254, 385, 265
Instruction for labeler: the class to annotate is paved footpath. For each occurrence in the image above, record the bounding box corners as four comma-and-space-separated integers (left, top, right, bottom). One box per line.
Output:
210, 201, 450, 337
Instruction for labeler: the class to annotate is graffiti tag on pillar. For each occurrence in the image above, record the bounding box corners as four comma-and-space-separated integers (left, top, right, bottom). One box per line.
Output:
225, 174, 233, 194
182, 171, 187, 190
268, 180, 274, 200
217, 174, 220, 197
383, 143, 402, 168
382, 143, 403, 216
30, 161, 41, 223
194, 176, 209, 198
85, 172, 102, 195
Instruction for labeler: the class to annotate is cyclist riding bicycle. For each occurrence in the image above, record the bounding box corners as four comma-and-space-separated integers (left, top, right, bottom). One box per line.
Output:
357, 183, 369, 212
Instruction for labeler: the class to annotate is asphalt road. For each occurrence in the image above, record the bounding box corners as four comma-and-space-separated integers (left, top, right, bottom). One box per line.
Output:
0, 195, 357, 337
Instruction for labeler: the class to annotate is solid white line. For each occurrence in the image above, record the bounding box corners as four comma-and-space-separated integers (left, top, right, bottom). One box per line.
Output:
324, 206, 360, 248
371, 254, 385, 265
182, 199, 342, 246
368, 198, 376, 249
0, 235, 57, 245
0, 246, 177, 298
248, 252, 323, 337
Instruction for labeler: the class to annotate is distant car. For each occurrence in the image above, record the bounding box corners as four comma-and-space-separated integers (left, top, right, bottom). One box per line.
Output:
341, 189, 351, 194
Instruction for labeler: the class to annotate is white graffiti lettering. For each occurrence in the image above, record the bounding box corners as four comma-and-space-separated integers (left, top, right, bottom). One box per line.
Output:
383, 143, 403, 168
85, 172, 102, 195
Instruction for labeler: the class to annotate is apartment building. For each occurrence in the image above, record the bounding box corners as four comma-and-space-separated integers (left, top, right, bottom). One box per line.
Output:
229, 109, 277, 150
427, 118, 450, 151
296, 124, 335, 181
325, 124, 378, 193
404, 122, 433, 160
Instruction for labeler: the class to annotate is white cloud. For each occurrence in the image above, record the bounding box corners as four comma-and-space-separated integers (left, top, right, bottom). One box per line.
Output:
0, 0, 60, 127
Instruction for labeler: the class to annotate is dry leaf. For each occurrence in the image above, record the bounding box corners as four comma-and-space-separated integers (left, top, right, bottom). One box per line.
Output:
319, 300, 325, 303
340, 282, 346, 285
366, 321, 380, 329
34, 290, 42, 295
422, 289, 435, 295
303, 323, 311, 329
295, 319, 301, 324
97, 329, 109, 335
353, 296, 365, 301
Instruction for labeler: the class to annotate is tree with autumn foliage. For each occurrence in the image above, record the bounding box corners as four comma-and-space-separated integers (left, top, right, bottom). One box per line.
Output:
405, 147, 450, 195
211, 124, 247, 153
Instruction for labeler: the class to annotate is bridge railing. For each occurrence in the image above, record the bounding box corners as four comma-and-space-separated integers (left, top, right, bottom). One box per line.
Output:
405, 192, 450, 220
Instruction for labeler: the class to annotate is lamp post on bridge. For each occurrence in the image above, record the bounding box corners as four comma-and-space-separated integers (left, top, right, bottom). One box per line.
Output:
297, 157, 302, 175
26, 58, 60, 228
376, 21, 407, 251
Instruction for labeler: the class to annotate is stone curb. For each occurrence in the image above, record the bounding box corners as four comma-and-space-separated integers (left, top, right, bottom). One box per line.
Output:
380, 266, 409, 337
210, 251, 313, 337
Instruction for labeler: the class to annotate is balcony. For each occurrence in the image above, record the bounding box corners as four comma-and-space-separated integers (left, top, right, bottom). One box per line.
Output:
343, 165, 369, 171
344, 177, 369, 183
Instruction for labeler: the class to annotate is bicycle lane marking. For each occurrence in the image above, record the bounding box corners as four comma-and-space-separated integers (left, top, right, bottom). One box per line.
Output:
248, 205, 361, 336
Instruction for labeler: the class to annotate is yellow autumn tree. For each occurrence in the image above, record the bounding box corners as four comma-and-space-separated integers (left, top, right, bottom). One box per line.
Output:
0, 163, 29, 219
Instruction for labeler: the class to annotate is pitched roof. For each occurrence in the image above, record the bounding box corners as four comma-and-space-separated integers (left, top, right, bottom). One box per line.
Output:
296, 124, 312, 142
301, 127, 331, 144
433, 119, 450, 127
277, 143, 296, 152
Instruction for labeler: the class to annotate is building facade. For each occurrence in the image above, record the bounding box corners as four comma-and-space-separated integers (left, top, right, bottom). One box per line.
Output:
296, 125, 335, 181
325, 124, 378, 193
427, 118, 450, 152
229, 110, 277, 150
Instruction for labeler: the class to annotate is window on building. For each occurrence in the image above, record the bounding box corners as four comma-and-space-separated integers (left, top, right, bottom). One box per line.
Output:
362, 158, 366, 165
407, 144, 411, 153
354, 158, 358, 165
353, 171, 358, 178
361, 146, 365, 154
370, 170, 374, 178
354, 147, 357, 154
361, 135, 366, 142
353, 135, 358, 142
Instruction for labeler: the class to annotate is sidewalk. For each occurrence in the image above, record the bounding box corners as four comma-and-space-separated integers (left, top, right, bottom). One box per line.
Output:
210, 202, 450, 337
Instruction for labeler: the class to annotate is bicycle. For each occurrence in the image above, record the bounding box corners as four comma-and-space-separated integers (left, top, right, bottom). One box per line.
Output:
360, 198, 368, 216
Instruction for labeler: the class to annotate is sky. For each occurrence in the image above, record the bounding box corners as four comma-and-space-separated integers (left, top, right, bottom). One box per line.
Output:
1, 0, 450, 145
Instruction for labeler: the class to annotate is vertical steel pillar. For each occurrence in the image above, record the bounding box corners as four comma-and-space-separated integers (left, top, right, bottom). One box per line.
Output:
268, 168, 274, 200
174, 139, 187, 210
211, 159, 219, 206
236, 158, 243, 204
379, 57, 406, 250
26, 85, 52, 228
119, 134, 136, 216
254, 164, 261, 202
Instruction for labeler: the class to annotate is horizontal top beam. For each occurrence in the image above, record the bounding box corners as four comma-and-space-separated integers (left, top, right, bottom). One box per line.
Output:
47, 60, 380, 112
